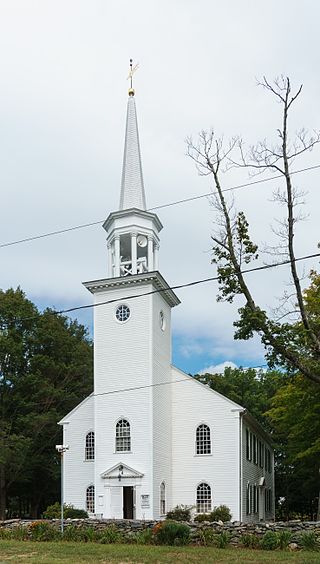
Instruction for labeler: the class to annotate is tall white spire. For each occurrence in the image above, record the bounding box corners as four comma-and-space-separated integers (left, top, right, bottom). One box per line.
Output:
103, 62, 162, 278
119, 90, 146, 211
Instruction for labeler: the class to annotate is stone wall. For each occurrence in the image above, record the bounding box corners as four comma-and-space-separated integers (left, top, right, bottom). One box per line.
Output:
1, 518, 320, 547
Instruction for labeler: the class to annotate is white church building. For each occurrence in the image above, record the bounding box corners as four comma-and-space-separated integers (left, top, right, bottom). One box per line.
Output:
59, 80, 274, 523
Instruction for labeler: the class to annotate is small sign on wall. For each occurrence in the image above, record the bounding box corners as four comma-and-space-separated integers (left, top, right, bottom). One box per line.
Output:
141, 494, 150, 508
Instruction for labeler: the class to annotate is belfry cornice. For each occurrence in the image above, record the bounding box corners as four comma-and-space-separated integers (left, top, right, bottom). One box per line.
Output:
103, 208, 163, 233
83, 271, 180, 308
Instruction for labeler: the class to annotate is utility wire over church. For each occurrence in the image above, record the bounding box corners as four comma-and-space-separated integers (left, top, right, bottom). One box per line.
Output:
59, 62, 274, 522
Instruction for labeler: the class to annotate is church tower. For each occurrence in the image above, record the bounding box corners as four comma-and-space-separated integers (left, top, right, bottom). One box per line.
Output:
82, 63, 180, 519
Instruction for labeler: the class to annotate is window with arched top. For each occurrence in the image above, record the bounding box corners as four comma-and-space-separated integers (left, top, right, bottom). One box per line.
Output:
115, 419, 131, 452
85, 431, 95, 460
196, 424, 211, 455
86, 485, 95, 513
160, 481, 166, 515
196, 482, 212, 513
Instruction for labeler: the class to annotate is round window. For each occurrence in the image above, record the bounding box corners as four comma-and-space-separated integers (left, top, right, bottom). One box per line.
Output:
115, 304, 131, 322
159, 310, 166, 331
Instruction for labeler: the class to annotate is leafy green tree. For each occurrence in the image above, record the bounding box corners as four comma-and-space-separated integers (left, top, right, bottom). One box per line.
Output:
0, 288, 93, 519
266, 375, 320, 520
187, 77, 320, 384
195, 367, 285, 430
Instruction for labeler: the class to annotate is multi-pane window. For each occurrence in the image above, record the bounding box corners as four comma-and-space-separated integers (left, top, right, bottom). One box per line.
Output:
253, 435, 258, 464
196, 424, 211, 455
259, 440, 264, 468
246, 482, 250, 515
85, 431, 95, 460
115, 419, 131, 452
265, 488, 272, 512
266, 449, 271, 473
86, 485, 95, 513
160, 482, 166, 515
253, 484, 259, 513
196, 482, 212, 513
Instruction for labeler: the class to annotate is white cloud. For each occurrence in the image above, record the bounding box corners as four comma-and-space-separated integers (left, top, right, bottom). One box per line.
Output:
0, 1, 319, 371
198, 361, 238, 375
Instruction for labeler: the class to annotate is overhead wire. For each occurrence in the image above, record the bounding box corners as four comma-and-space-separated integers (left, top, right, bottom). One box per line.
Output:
1, 163, 320, 249
6, 250, 320, 324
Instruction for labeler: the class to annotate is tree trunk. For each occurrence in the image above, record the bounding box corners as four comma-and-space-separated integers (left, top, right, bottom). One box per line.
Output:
0, 466, 6, 520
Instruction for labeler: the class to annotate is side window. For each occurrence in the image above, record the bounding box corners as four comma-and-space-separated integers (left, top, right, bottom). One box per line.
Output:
196, 482, 212, 513
86, 485, 95, 513
85, 431, 95, 460
115, 419, 131, 452
196, 424, 211, 455
160, 482, 166, 515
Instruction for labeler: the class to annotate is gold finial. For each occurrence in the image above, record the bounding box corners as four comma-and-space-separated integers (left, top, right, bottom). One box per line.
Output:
127, 58, 139, 96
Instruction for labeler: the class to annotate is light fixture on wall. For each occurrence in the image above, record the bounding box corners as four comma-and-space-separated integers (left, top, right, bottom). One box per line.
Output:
118, 465, 124, 482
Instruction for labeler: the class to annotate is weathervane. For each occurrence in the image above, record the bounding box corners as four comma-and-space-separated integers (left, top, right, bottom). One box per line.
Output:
127, 58, 139, 96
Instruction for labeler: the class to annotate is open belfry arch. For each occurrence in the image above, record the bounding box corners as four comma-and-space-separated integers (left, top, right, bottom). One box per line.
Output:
59, 62, 274, 523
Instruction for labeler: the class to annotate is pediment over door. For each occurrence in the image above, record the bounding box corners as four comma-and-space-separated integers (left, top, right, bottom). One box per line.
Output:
101, 462, 144, 480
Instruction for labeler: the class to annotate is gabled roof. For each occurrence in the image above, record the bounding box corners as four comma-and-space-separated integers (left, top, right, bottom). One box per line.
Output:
58, 393, 93, 425
101, 462, 144, 480
171, 365, 272, 444
171, 364, 245, 410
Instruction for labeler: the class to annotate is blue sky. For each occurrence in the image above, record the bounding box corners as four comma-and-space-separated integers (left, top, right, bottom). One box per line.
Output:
2, 0, 320, 377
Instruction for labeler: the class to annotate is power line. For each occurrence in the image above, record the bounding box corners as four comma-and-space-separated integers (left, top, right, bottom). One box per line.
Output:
91, 365, 269, 399
1, 163, 319, 249
9, 250, 320, 323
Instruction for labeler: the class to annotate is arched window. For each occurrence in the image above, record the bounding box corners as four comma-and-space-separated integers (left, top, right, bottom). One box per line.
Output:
86, 485, 95, 513
115, 419, 131, 452
85, 431, 95, 460
160, 482, 166, 515
196, 482, 212, 513
196, 424, 211, 455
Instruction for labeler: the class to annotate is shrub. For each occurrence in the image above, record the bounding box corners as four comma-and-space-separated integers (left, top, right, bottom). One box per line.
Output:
198, 527, 216, 546
299, 531, 319, 551
215, 531, 231, 549
43, 502, 88, 519
261, 531, 279, 551
62, 524, 83, 542
277, 529, 292, 550
29, 521, 59, 541
209, 505, 232, 522
0, 528, 13, 540
155, 520, 190, 545
194, 513, 211, 522
99, 525, 124, 544
132, 527, 153, 545
166, 505, 192, 522
241, 533, 260, 549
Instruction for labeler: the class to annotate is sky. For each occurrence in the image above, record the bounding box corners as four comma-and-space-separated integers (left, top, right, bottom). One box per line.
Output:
1, 0, 320, 374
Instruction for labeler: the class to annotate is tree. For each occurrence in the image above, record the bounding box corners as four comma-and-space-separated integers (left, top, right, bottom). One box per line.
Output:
266, 375, 320, 520
0, 288, 93, 519
187, 77, 320, 384
195, 367, 286, 431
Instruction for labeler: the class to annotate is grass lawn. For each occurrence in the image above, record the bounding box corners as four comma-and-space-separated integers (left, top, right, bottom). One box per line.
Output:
0, 541, 319, 564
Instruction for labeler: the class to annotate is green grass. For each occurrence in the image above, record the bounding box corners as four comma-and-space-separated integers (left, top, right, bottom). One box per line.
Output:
0, 541, 319, 563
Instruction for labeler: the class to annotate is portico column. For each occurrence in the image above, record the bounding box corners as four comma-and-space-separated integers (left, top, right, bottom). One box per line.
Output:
147, 236, 154, 271
114, 236, 120, 277
154, 243, 159, 270
131, 232, 137, 275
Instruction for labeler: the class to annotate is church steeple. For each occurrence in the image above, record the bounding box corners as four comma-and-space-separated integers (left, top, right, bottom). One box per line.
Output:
119, 64, 146, 210
103, 62, 162, 279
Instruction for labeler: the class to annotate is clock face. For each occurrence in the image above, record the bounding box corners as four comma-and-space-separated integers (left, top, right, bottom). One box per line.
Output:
115, 304, 131, 322
137, 234, 148, 248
